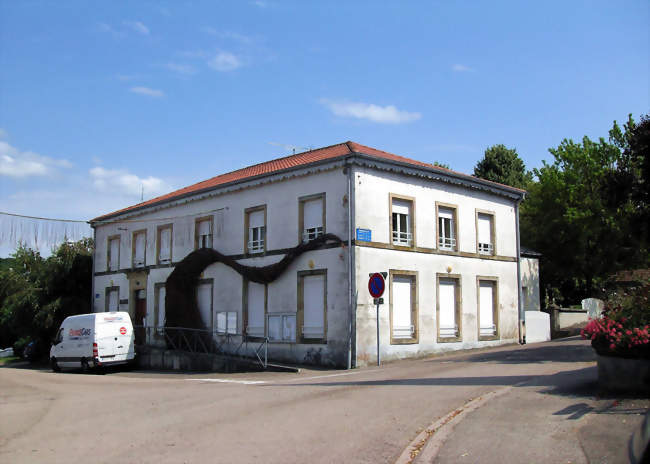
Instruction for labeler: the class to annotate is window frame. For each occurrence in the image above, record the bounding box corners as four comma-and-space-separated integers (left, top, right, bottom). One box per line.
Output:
297, 269, 328, 344
156, 223, 173, 265
106, 235, 121, 272
131, 229, 147, 269
477, 276, 499, 341
244, 205, 267, 255
389, 193, 416, 249
475, 209, 496, 256
298, 193, 326, 243
389, 269, 419, 345
266, 313, 297, 343
436, 273, 462, 342
242, 279, 267, 341
105, 286, 120, 312
436, 202, 459, 252
194, 216, 214, 250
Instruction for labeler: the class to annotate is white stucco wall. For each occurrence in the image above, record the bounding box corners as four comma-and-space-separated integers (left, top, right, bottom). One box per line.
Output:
520, 256, 541, 311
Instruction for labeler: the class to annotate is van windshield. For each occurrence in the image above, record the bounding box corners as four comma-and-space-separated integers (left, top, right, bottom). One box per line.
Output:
54, 328, 63, 344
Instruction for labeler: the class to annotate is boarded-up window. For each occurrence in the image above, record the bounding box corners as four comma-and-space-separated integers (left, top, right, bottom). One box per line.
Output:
158, 225, 172, 264
391, 199, 412, 246
106, 288, 119, 312
247, 209, 265, 253
108, 237, 120, 271
438, 207, 457, 250
133, 231, 146, 267
301, 196, 324, 242
299, 272, 326, 340
477, 213, 494, 255
246, 281, 265, 337
479, 280, 497, 337
392, 276, 414, 339
196, 281, 213, 330
438, 278, 459, 338
268, 314, 295, 342
196, 218, 212, 249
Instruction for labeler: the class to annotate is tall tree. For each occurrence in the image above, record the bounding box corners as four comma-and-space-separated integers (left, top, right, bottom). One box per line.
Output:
474, 144, 532, 189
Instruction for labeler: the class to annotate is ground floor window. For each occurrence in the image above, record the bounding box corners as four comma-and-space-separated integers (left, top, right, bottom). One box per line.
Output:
105, 287, 119, 312
390, 270, 418, 344
298, 270, 327, 343
195, 280, 213, 332
478, 278, 499, 340
437, 275, 461, 341
244, 280, 266, 338
268, 313, 296, 342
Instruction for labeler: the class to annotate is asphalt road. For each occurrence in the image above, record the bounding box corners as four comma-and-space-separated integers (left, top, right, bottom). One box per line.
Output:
0, 338, 639, 464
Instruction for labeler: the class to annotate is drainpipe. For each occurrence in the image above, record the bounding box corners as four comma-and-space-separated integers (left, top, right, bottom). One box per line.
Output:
90, 223, 96, 314
345, 159, 356, 369
515, 197, 525, 344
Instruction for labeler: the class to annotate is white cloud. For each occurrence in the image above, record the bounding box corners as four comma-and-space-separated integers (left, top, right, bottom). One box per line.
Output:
129, 86, 165, 97
319, 99, 421, 124
452, 64, 474, 72
89, 167, 171, 198
208, 51, 242, 71
123, 20, 150, 35
165, 62, 197, 75
0, 141, 72, 178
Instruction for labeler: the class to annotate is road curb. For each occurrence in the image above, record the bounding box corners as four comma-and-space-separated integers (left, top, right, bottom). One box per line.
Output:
395, 386, 514, 464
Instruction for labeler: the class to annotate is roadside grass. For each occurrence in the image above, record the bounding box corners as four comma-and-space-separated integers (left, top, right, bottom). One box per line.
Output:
0, 356, 21, 365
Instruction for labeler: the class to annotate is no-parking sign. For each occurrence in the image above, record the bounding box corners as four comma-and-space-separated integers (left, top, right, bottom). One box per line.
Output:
368, 273, 385, 298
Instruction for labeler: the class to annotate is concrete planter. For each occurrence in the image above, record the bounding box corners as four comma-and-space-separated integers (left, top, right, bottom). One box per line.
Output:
597, 354, 650, 393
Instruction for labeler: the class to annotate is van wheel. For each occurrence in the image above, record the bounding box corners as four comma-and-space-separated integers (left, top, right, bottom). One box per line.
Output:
80, 358, 89, 373
50, 357, 60, 372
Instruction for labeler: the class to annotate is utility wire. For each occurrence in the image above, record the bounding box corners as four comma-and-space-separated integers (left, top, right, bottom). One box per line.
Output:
0, 211, 87, 223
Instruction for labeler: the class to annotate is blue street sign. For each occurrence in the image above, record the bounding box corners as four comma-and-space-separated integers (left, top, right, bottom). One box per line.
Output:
356, 228, 371, 242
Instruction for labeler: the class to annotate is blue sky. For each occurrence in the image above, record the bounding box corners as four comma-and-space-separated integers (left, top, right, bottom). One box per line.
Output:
0, 0, 648, 235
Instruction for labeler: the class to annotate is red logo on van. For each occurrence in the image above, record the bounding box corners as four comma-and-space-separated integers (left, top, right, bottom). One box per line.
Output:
119, 327, 127, 335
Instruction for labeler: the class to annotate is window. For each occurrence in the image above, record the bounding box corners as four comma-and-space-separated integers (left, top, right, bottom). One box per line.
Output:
195, 217, 213, 250
195, 280, 213, 330
107, 236, 120, 271
245, 206, 266, 254
216, 312, 238, 335
105, 287, 119, 312
476, 211, 495, 255
299, 194, 325, 243
132, 230, 146, 268
267, 314, 296, 342
390, 271, 418, 344
437, 204, 458, 251
244, 280, 266, 338
298, 270, 327, 342
390, 195, 414, 247
478, 278, 498, 339
437, 275, 461, 341
157, 224, 173, 264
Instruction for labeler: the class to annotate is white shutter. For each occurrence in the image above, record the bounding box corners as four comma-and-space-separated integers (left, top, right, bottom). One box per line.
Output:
438, 207, 453, 220
108, 289, 118, 312
198, 219, 211, 236
135, 233, 145, 264
392, 277, 413, 338
196, 283, 212, 330
439, 279, 457, 336
478, 214, 491, 245
157, 286, 166, 328
247, 282, 265, 337
215, 209, 224, 237
303, 199, 322, 230
479, 281, 495, 335
392, 199, 410, 215
303, 274, 325, 338
160, 228, 171, 260
109, 239, 119, 271
249, 210, 264, 228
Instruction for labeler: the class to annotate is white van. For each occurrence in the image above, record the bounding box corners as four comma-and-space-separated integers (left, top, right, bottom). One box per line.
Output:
50, 312, 135, 372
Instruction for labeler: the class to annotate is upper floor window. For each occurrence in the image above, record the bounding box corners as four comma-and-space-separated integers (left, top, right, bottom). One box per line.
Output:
157, 224, 173, 264
437, 205, 457, 251
245, 206, 266, 254
195, 217, 213, 250
132, 230, 146, 268
391, 196, 414, 247
300, 194, 325, 243
476, 212, 495, 255
107, 236, 120, 271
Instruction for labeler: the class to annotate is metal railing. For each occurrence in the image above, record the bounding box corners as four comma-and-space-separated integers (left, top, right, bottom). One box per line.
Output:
439, 236, 456, 250
392, 231, 412, 246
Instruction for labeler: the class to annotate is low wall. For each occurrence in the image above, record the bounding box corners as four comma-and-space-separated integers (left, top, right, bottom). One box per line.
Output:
524, 311, 550, 343
558, 309, 589, 329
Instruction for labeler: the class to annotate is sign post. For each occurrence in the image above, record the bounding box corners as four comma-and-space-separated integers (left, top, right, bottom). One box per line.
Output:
368, 272, 386, 366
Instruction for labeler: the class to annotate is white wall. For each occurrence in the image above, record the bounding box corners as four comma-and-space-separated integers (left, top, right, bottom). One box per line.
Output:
520, 257, 541, 311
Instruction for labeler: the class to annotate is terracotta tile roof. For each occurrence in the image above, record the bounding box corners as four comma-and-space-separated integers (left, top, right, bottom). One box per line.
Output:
91, 141, 524, 222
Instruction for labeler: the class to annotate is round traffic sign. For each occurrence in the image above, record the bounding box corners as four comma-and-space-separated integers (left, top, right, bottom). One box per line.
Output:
368, 273, 385, 298
119, 327, 127, 335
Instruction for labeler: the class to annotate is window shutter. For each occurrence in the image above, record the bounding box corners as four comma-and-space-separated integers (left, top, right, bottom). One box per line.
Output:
198, 219, 211, 236
303, 199, 322, 230
439, 279, 457, 336
478, 214, 491, 245
438, 207, 453, 220
249, 210, 264, 228
247, 282, 265, 337
392, 276, 413, 338
160, 228, 171, 260
109, 239, 119, 271
135, 233, 145, 264
108, 289, 118, 312
479, 281, 495, 336
215, 209, 224, 237
303, 274, 325, 338
157, 286, 166, 327
392, 199, 410, 215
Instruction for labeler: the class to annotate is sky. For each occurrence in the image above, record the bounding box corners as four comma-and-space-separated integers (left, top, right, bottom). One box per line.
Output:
0, 1, 648, 256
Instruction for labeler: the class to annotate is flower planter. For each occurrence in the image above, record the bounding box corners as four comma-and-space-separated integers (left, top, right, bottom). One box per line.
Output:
596, 353, 650, 393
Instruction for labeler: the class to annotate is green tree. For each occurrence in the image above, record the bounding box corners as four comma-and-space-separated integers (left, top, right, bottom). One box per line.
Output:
474, 144, 532, 189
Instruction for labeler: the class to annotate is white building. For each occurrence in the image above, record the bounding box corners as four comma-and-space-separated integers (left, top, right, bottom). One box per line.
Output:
90, 142, 527, 368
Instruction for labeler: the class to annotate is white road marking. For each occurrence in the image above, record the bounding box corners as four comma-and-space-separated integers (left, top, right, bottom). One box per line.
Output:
186, 379, 266, 385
